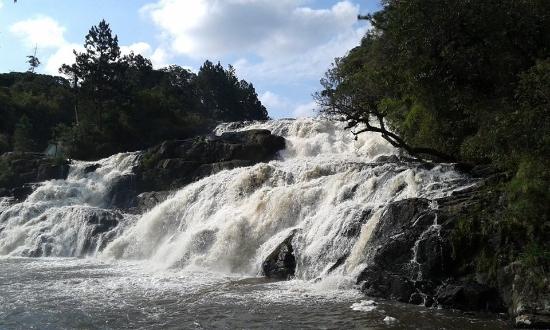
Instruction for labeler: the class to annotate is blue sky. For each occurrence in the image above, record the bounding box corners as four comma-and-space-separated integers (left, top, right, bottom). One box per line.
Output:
0, 0, 380, 118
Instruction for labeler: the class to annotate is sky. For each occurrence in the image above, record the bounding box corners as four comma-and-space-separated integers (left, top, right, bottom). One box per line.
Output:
0, 0, 380, 118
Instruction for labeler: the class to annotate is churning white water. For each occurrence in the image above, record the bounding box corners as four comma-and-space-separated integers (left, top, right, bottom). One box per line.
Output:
98, 118, 473, 281
0, 118, 509, 329
0, 152, 139, 257
0, 118, 475, 273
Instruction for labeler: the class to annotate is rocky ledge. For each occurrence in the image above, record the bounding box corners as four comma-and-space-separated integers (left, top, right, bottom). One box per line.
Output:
0, 152, 70, 201
260, 177, 549, 328
98, 129, 286, 211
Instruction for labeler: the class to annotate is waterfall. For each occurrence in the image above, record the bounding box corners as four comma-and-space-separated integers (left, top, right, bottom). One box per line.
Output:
101, 119, 474, 279
0, 118, 475, 283
0, 153, 139, 257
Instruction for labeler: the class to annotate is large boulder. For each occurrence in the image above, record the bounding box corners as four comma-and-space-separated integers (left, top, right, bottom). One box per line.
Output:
262, 233, 297, 280
356, 196, 503, 312
134, 129, 285, 193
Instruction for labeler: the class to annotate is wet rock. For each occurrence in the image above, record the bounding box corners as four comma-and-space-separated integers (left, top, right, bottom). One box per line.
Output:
360, 270, 416, 303
327, 254, 350, 274
11, 185, 35, 201
134, 129, 285, 193
37, 163, 70, 181
352, 181, 537, 320
86, 209, 122, 236
515, 314, 550, 328
134, 191, 171, 213
409, 292, 425, 305
373, 154, 400, 163
436, 282, 503, 312
82, 209, 123, 254
83, 163, 101, 174
105, 174, 138, 209
356, 197, 502, 311
498, 262, 550, 327
262, 234, 296, 280
0, 152, 70, 200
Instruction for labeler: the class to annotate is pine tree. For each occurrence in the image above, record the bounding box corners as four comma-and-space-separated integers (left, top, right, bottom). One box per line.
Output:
60, 19, 122, 129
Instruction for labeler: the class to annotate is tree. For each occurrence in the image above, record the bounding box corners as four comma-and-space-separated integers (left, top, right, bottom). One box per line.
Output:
197, 61, 268, 121
27, 45, 40, 73
60, 19, 122, 130
316, 0, 550, 163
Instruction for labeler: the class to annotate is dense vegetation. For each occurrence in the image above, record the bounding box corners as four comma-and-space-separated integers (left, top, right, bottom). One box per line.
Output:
0, 20, 268, 160
317, 0, 549, 279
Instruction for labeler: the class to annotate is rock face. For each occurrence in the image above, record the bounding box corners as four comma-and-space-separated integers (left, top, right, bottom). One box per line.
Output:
0, 152, 70, 200
356, 195, 505, 312
87, 129, 285, 211
262, 233, 296, 280
133, 191, 172, 213
133, 129, 285, 194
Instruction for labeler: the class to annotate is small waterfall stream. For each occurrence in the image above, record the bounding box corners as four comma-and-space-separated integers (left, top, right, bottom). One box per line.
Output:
0, 152, 139, 257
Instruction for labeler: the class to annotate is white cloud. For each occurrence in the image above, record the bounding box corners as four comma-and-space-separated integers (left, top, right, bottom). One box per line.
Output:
293, 101, 318, 118
150, 47, 171, 69
10, 16, 156, 75
260, 91, 291, 118
142, 0, 367, 116
120, 42, 152, 57
0, 1, 4, 10
233, 25, 367, 84
10, 16, 66, 48
44, 43, 84, 75
259, 91, 318, 119
141, 0, 360, 60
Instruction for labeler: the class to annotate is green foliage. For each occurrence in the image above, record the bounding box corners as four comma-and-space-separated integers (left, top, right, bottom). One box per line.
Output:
0, 20, 269, 160
320, 0, 550, 277
27, 55, 40, 73
13, 115, 35, 152
318, 0, 550, 163
506, 158, 550, 236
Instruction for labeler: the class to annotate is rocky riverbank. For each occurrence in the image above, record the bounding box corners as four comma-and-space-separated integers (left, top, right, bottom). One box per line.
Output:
259, 165, 549, 328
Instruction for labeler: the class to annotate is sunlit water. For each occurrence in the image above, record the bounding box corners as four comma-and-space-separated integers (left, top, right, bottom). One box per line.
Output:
0, 258, 508, 329
0, 119, 510, 329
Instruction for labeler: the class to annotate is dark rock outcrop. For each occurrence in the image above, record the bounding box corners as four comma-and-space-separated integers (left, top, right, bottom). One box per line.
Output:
134, 129, 285, 194
134, 191, 172, 213
0, 152, 70, 201
356, 196, 504, 313
94, 129, 285, 212
262, 233, 296, 280
83, 163, 101, 174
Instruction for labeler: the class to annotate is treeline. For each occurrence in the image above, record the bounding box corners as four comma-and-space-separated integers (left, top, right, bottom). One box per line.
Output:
0, 20, 268, 159
317, 1, 549, 274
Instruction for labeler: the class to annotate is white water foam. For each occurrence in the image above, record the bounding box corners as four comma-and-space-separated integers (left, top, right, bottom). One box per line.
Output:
100, 119, 474, 284
0, 118, 476, 287
0, 153, 139, 257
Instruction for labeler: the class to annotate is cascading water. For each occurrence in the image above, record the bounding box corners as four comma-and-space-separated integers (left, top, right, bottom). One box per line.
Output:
0, 118, 509, 329
0, 152, 139, 257
97, 118, 474, 280
0, 119, 475, 270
